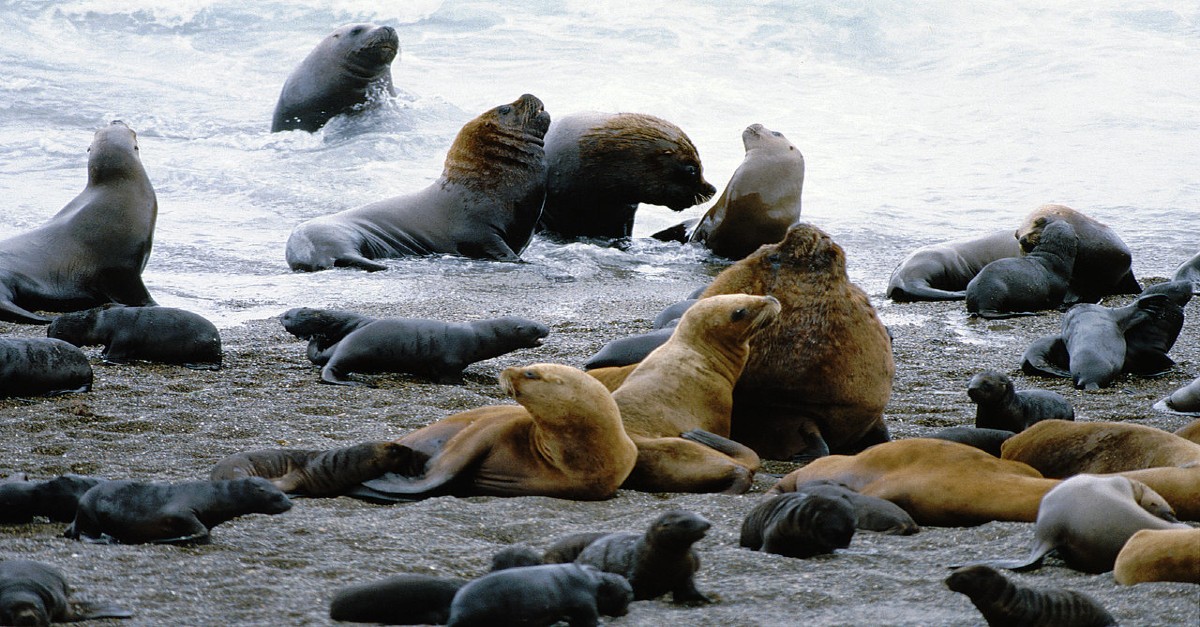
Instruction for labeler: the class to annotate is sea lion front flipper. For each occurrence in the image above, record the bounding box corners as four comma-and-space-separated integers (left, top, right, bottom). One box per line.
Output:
96, 267, 156, 307
319, 363, 367, 386
69, 600, 135, 621
358, 427, 491, 498
623, 435, 756, 494
0, 292, 51, 324
649, 219, 698, 244
787, 426, 831, 464
1021, 335, 1071, 378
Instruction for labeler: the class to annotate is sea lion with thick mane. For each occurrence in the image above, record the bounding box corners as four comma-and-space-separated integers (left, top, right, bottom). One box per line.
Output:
286, 94, 550, 270
1173, 251, 1200, 293
946, 565, 1116, 627
446, 564, 632, 627
47, 304, 222, 369
886, 229, 1022, 302
1000, 419, 1200, 478
271, 23, 399, 133
1015, 204, 1140, 303
0, 474, 104, 524
966, 369, 1074, 432
739, 492, 858, 558
538, 112, 716, 240
700, 223, 895, 461
0, 121, 156, 324
1113, 527, 1200, 585
209, 441, 409, 498
965, 219, 1077, 318
358, 363, 636, 501
0, 559, 133, 625
0, 337, 93, 398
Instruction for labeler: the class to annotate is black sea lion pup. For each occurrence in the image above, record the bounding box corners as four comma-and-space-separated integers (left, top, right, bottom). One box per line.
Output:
575, 510, 711, 604
788, 479, 920, 535
490, 544, 544, 571
0, 474, 105, 524
1172, 250, 1200, 293
64, 477, 293, 545
271, 23, 399, 132
1016, 204, 1140, 303
886, 229, 1022, 302
209, 441, 410, 498
965, 219, 1076, 318
0, 121, 157, 324
739, 492, 858, 558
946, 565, 1116, 627
1123, 281, 1191, 375
48, 305, 222, 370
927, 426, 1016, 457
280, 307, 377, 364
0, 338, 93, 397
446, 564, 632, 627
286, 94, 550, 270
967, 370, 1073, 432
329, 574, 467, 625
538, 112, 716, 240
0, 559, 133, 625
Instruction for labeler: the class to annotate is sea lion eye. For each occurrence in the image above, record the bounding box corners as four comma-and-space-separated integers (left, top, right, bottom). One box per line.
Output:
683, 165, 698, 177
350, 27, 364, 36
498, 105, 513, 115
731, 308, 748, 322
523, 370, 538, 379
773, 131, 782, 137
767, 253, 781, 263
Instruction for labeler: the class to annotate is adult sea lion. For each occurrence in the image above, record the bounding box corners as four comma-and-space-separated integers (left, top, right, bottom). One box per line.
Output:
1175, 418, 1200, 442
0, 337, 93, 397
47, 305, 222, 369
538, 112, 716, 240
358, 363, 636, 501
1000, 419, 1200, 477
0, 474, 104, 524
0, 121, 156, 324
701, 223, 894, 461
739, 492, 858, 558
1015, 204, 1140, 303
0, 560, 133, 625
209, 441, 409, 498
965, 219, 1076, 318
64, 477, 293, 545
886, 229, 1022, 302
573, 510, 711, 604
446, 564, 632, 627
271, 23, 399, 133
946, 565, 1116, 627
1122, 281, 1191, 375
966, 369, 1073, 432
1172, 251, 1200, 293
1113, 527, 1200, 585
285, 94, 550, 270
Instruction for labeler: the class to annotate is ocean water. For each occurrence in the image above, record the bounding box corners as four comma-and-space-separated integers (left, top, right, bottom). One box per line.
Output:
2, 0, 1197, 326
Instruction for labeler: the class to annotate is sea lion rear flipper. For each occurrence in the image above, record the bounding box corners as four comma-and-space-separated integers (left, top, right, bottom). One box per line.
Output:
680, 429, 760, 468
887, 282, 968, 302
334, 254, 388, 272
1021, 335, 1071, 378
650, 219, 698, 243
70, 600, 135, 621
961, 545, 1051, 572
358, 470, 459, 498
0, 295, 51, 324
340, 483, 421, 504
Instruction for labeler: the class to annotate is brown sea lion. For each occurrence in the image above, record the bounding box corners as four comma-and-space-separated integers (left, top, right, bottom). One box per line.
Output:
1175, 418, 1200, 442
0, 559, 133, 625
886, 229, 1022, 302
739, 492, 858, 558
209, 441, 409, 498
769, 439, 1059, 526
1000, 419, 1200, 477
538, 112, 716, 240
0, 121, 156, 324
285, 94, 550, 270
358, 363, 636, 501
47, 305, 222, 370
1015, 204, 1141, 303
446, 564, 632, 627
965, 219, 1077, 318
1113, 527, 1200, 585
966, 369, 1074, 432
574, 510, 711, 604
701, 223, 895, 461
946, 565, 1116, 627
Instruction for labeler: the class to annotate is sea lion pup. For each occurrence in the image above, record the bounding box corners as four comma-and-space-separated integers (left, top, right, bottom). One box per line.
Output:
47, 304, 222, 370
1016, 203, 1141, 303
581, 298, 698, 370
271, 23, 399, 133
0, 121, 156, 324
1060, 295, 1168, 390
965, 219, 1077, 318
1122, 281, 1191, 376
572, 510, 712, 604
0, 474, 105, 524
1173, 250, 1200, 292
1000, 419, 1200, 477
0, 559, 133, 625
946, 565, 1116, 627
0, 337, 93, 397
537, 111, 716, 240
927, 426, 1016, 457
1113, 527, 1200, 585
967, 370, 1074, 432
608, 294, 780, 493
64, 477, 293, 545
974, 474, 1189, 573
280, 307, 377, 364
358, 363, 636, 501
886, 229, 1022, 302
788, 479, 920, 535
285, 94, 550, 270
739, 492, 858, 558
700, 223, 895, 461
209, 441, 409, 498
769, 439, 1059, 526
446, 564, 632, 627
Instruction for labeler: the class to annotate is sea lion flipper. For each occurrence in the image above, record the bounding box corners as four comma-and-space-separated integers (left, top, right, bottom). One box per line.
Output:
650, 219, 697, 244
320, 364, 365, 386
679, 429, 760, 468
359, 470, 460, 498
1021, 335, 1071, 378
70, 600, 135, 621
334, 254, 388, 272
0, 295, 51, 324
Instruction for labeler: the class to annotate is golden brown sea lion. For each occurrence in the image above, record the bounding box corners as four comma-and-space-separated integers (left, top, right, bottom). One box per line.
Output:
1175, 418, 1200, 443
1015, 204, 1140, 303
1113, 527, 1200, 585
1000, 419, 1200, 477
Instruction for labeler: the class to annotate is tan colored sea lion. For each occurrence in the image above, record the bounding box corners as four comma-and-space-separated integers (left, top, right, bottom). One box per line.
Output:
1015, 204, 1141, 303
700, 223, 894, 461
1175, 418, 1200, 443
1114, 466, 1200, 522
1000, 419, 1200, 477
359, 363, 636, 501
1113, 527, 1200, 585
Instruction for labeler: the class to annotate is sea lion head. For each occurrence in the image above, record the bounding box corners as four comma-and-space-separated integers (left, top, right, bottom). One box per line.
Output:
444, 94, 551, 190
647, 510, 711, 549
756, 222, 846, 276
231, 477, 294, 515
674, 294, 780, 350
966, 370, 1014, 405
1016, 204, 1078, 253
580, 113, 716, 210
1125, 477, 1179, 523
742, 123, 802, 158
0, 592, 49, 627
792, 493, 858, 553
945, 564, 1007, 596
487, 316, 550, 348
46, 307, 106, 347
329, 24, 399, 74
499, 363, 614, 414
88, 120, 143, 183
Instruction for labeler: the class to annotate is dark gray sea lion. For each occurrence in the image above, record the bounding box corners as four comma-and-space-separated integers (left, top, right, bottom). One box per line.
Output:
1157, 375, 1200, 415
0, 338, 93, 398
271, 23, 399, 133
966, 370, 1074, 431
47, 305, 222, 370
1021, 334, 1072, 379
490, 545, 544, 571
542, 533, 612, 565
446, 564, 632, 627
285, 94, 550, 270
946, 565, 1116, 627
927, 426, 1016, 458
965, 219, 1076, 318
0, 121, 156, 324
1173, 251, 1200, 293
64, 477, 292, 545
581, 297, 696, 370
653, 298, 696, 329
279, 307, 376, 364
329, 574, 465, 625
574, 510, 711, 604
788, 479, 920, 535
1123, 281, 1191, 375
1016, 204, 1141, 304
739, 492, 858, 558
538, 112, 716, 240
1060, 295, 1167, 390
209, 441, 410, 498
0, 559, 133, 625
886, 229, 1022, 302
0, 474, 104, 524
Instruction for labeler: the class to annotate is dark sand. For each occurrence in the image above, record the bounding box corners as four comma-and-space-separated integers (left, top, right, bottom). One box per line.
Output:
2, 240, 1198, 626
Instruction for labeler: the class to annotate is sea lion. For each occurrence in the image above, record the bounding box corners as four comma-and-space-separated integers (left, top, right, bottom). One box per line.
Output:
490, 545, 544, 572
543, 533, 613, 565
946, 565, 1116, 627
446, 564, 632, 627
1021, 334, 1072, 379
787, 479, 920, 535
0, 121, 156, 324
0, 337, 93, 398
574, 510, 711, 604
965, 219, 1077, 318
358, 363, 636, 501
271, 23, 399, 133
1114, 465, 1200, 522
701, 223, 895, 461
279, 307, 376, 364
1113, 527, 1200, 585
1000, 419, 1200, 477
537, 112, 716, 240
285, 94, 550, 270
1172, 251, 1200, 293
769, 438, 1059, 526
652, 298, 697, 329
739, 492, 858, 558
886, 229, 1022, 302
581, 298, 698, 370
0, 559, 133, 625
0, 474, 105, 524
47, 305, 222, 369
329, 574, 466, 625
1175, 418, 1200, 441
1122, 281, 1191, 376
209, 441, 410, 498
973, 474, 1188, 573
927, 426, 1016, 457
966, 370, 1074, 431
1015, 204, 1141, 303
64, 477, 293, 545
1060, 296, 1167, 389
